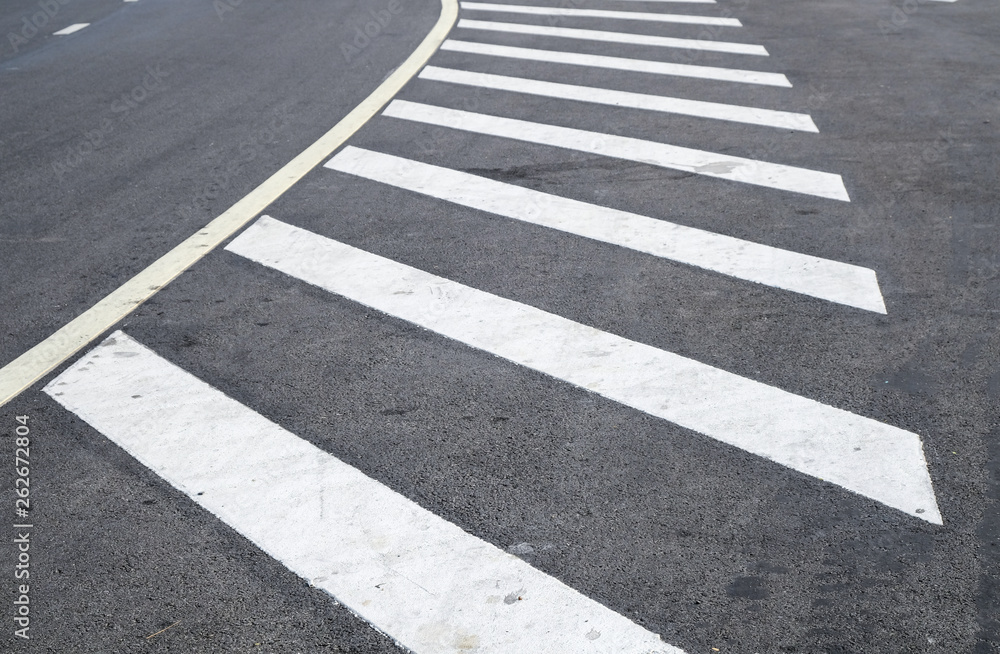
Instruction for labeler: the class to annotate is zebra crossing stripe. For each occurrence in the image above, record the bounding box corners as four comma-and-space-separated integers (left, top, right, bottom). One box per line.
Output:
459, 2, 742, 26
225, 216, 941, 524
442, 40, 786, 86
419, 65, 817, 131
383, 100, 850, 200
325, 147, 884, 312
455, 19, 769, 55
442, 39, 786, 86
45, 331, 685, 654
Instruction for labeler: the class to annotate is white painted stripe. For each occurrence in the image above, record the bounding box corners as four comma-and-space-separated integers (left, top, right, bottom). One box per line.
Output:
419, 66, 817, 132
460, 2, 741, 25
325, 147, 884, 312
455, 19, 768, 55
53, 23, 89, 35
46, 331, 685, 654
384, 101, 850, 201
226, 217, 940, 523
442, 40, 785, 86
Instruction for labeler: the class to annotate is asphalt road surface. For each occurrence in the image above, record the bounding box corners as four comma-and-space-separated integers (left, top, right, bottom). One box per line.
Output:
1, 0, 998, 652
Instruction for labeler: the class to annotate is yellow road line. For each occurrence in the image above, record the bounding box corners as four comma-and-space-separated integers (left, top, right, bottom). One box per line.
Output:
0, 0, 459, 409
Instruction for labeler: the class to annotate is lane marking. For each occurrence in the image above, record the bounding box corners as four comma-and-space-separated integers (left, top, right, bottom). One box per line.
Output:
53, 23, 89, 35
459, 2, 742, 26
46, 331, 685, 654
455, 19, 768, 55
325, 147, 884, 312
225, 217, 940, 523
383, 100, 850, 201
442, 40, 785, 86
419, 65, 817, 131
0, 0, 459, 409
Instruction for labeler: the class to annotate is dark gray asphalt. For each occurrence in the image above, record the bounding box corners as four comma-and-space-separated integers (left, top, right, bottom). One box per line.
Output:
0, 0, 437, 370
2, 0, 999, 652
1, 0, 124, 65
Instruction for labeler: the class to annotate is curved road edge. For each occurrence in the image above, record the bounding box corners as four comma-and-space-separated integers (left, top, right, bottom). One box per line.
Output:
0, 0, 460, 409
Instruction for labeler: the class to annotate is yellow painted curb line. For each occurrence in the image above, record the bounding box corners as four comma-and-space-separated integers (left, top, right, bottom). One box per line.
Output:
0, 0, 459, 408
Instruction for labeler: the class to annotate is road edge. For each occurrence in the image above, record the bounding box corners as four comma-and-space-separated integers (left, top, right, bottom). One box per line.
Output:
0, 0, 460, 408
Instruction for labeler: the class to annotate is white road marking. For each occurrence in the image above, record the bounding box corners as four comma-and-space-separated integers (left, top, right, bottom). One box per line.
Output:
384, 101, 850, 201
442, 40, 786, 86
419, 66, 817, 131
460, 2, 741, 26
53, 23, 89, 35
455, 19, 769, 55
0, 0, 461, 409
46, 331, 685, 654
225, 217, 940, 524
325, 147, 884, 312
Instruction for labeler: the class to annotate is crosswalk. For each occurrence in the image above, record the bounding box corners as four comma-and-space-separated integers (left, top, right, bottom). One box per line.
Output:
44, 0, 944, 651
439, 39, 790, 85
453, 19, 770, 54
47, 331, 682, 654
458, 2, 742, 26
325, 147, 882, 310
383, 101, 849, 199
224, 215, 935, 522
417, 66, 814, 128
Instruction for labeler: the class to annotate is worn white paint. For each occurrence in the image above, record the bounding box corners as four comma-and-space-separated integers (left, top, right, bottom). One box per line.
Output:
225, 217, 941, 524
442, 40, 785, 86
419, 66, 816, 131
45, 331, 685, 654
383, 101, 849, 200
455, 19, 768, 55
325, 147, 883, 311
